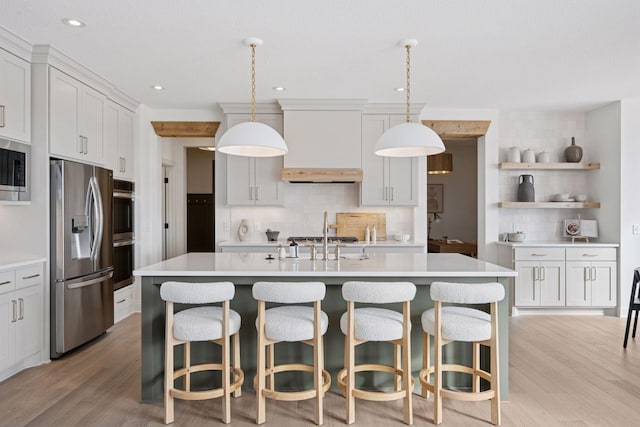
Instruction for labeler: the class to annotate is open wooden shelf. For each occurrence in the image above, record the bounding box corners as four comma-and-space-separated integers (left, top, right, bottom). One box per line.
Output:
498, 162, 600, 170
498, 201, 600, 209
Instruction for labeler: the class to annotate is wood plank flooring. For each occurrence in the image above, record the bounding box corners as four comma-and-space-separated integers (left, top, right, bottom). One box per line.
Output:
1, 314, 640, 426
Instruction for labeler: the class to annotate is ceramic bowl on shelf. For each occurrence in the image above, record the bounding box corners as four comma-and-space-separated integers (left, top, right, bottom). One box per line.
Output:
574, 194, 587, 202
507, 232, 527, 242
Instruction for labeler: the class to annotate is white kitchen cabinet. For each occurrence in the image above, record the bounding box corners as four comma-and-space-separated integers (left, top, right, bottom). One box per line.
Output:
105, 100, 135, 180
0, 48, 31, 143
513, 247, 566, 307
114, 284, 134, 323
0, 262, 43, 382
50, 67, 105, 164
361, 114, 418, 206
225, 114, 284, 206
566, 248, 617, 307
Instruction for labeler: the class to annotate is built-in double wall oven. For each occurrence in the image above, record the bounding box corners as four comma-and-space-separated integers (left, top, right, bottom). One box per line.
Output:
113, 180, 134, 290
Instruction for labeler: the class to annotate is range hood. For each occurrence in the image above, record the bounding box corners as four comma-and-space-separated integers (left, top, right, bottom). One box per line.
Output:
278, 99, 366, 183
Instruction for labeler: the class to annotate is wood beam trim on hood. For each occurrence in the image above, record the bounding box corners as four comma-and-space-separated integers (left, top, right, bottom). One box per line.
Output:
281, 168, 363, 183
151, 121, 220, 137
421, 120, 491, 140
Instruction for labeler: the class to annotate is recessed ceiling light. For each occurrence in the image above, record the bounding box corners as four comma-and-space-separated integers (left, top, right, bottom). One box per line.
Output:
198, 146, 216, 151
151, 85, 165, 90
272, 86, 286, 92
62, 18, 86, 27
394, 87, 406, 92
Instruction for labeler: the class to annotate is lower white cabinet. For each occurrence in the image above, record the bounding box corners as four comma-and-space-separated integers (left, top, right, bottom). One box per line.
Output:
565, 248, 617, 307
501, 244, 618, 310
0, 262, 43, 381
114, 284, 134, 323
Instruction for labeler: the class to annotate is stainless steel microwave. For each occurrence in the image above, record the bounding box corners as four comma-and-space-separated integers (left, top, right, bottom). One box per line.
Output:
0, 139, 30, 201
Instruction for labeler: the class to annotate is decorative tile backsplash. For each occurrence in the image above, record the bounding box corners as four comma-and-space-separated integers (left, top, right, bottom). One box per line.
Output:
229, 183, 414, 241
499, 111, 591, 241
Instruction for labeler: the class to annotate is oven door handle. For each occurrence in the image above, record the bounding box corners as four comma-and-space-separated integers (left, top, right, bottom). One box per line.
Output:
113, 239, 135, 248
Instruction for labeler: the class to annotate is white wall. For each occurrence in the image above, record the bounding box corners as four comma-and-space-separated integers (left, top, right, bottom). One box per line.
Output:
618, 100, 640, 316
499, 111, 590, 241
427, 141, 478, 242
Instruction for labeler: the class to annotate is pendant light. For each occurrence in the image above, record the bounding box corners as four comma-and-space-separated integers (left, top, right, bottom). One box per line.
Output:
375, 39, 445, 157
216, 38, 288, 157
427, 152, 453, 174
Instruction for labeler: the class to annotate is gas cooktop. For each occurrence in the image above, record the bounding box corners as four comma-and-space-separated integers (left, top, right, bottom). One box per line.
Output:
287, 236, 359, 243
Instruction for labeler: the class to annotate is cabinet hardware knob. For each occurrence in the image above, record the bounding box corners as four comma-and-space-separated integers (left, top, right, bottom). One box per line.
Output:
22, 274, 40, 280
0, 280, 11, 286
531, 253, 547, 256
0, 105, 5, 127
12, 300, 17, 322
18, 298, 24, 320
117, 299, 126, 304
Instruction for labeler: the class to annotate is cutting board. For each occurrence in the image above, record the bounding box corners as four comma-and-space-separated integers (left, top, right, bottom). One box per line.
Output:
331, 213, 387, 241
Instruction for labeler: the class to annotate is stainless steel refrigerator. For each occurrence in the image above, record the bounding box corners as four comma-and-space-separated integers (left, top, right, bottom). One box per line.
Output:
50, 159, 114, 358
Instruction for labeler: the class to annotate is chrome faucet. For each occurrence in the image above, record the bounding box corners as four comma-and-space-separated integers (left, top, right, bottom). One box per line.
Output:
322, 211, 329, 261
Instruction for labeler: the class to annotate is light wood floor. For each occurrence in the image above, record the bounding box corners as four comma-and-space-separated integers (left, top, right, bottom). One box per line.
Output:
1, 313, 640, 426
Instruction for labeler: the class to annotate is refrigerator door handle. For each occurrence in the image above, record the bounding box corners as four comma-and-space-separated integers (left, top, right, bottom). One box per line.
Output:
89, 176, 104, 261
66, 270, 113, 290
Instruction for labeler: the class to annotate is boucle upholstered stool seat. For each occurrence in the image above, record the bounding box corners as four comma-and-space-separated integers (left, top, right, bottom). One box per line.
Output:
419, 281, 504, 425
337, 281, 416, 425
160, 281, 244, 425
253, 282, 331, 425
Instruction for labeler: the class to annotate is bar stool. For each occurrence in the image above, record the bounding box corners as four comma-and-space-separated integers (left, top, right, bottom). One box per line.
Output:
253, 281, 331, 425
160, 281, 244, 425
337, 281, 416, 425
419, 281, 504, 425
623, 267, 640, 348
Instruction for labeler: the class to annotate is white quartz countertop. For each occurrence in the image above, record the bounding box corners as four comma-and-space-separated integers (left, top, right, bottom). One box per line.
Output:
496, 241, 619, 248
0, 256, 46, 271
218, 240, 425, 248
134, 252, 516, 278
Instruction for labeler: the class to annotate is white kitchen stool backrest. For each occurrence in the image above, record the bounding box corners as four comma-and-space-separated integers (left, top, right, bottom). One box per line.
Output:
252, 281, 326, 303
342, 281, 416, 303
430, 281, 504, 304
160, 281, 235, 304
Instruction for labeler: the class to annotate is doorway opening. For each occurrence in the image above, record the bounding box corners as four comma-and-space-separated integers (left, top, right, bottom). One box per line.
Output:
186, 148, 215, 252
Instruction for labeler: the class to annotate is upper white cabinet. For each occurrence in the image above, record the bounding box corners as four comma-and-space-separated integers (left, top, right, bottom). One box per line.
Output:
104, 100, 135, 180
0, 48, 31, 143
361, 114, 418, 206
225, 113, 284, 206
49, 67, 105, 164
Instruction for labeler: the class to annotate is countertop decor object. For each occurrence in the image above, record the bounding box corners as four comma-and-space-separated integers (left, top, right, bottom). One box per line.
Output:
517, 175, 535, 202
374, 39, 445, 157
564, 136, 583, 163
265, 229, 279, 242
237, 219, 250, 241
507, 232, 526, 242
216, 38, 288, 157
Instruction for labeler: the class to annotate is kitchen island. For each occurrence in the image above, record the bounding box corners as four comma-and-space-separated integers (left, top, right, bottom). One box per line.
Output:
135, 252, 516, 403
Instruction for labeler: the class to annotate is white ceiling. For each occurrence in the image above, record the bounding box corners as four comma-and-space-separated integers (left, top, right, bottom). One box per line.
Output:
2, 0, 639, 112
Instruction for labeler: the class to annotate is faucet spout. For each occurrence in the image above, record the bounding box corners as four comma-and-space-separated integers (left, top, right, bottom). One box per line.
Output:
322, 211, 329, 261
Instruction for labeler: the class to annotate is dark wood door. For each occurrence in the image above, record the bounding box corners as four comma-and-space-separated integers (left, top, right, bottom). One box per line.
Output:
187, 194, 214, 252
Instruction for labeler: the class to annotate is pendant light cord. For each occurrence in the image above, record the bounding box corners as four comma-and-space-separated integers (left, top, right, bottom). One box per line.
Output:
251, 43, 256, 122
406, 43, 411, 123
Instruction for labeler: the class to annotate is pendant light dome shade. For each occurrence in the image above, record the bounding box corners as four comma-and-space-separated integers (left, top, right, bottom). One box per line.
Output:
215, 37, 288, 157
217, 121, 288, 157
375, 38, 445, 157
375, 122, 445, 157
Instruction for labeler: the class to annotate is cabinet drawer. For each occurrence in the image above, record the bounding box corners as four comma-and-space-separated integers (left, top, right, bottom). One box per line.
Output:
114, 285, 134, 323
514, 247, 565, 261
0, 270, 16, 295
566, 247, 616, 261
15, 264, 43, 290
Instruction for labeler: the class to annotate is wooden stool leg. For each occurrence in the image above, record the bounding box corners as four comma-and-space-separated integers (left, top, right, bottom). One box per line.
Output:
164, 302, 175, 424
434, 301, 443, 425
233, 332, 242, 398
346, 301, 356, 425
222, 301, 231, 424
394, 343, 401, 392
422, 331, 430, 398
490, 302, 501, 426
314, 301, 323, 425
256, 301, 266, 425
267, 344, 275, 391
402, 301, 413, 425
184, 342, 191, 392
472, 342, 480, 393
